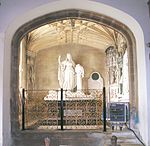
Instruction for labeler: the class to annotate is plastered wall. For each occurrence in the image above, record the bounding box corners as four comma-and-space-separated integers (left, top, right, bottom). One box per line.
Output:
34, 44, 106, 90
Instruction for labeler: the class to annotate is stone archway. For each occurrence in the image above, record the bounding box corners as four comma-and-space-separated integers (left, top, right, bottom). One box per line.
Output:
11, 8, 136, 132
4, 0, 148, 145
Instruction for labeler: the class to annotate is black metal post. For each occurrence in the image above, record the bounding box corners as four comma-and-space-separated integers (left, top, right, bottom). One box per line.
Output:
148, 0, 150, 17
103, 87, 107, 132
22, 88, 25, 130
60, 88, 64, 130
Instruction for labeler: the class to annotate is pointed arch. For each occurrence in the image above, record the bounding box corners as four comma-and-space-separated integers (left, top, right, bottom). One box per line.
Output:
3, 0, 148, 145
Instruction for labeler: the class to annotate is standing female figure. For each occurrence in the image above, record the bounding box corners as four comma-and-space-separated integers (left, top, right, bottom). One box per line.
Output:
58, 53, 76, 90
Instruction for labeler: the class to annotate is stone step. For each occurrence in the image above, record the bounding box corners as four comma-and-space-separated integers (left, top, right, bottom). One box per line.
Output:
12, 130, 144, 146
104, 131, 143, 145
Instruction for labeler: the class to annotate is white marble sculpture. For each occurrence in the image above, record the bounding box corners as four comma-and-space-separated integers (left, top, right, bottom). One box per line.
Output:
58, 53, 84, 91
58, 53, 76, 90
75, 64, 84, 90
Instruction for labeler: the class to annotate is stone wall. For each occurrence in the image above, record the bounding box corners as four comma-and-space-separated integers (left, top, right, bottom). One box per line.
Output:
34, 44, 107, 90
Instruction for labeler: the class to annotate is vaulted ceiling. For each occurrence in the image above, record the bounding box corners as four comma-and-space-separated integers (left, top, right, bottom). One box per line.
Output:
26, 19, 126, 53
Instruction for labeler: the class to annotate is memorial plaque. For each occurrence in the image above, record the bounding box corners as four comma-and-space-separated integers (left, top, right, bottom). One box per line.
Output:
64, 110, 82, 116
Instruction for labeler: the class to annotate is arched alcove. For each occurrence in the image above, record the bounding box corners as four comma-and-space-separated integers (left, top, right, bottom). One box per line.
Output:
11, 8, 136, 132
3, 1, 148, 145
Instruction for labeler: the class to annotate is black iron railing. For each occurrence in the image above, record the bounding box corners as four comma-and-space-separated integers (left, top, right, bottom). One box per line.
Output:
21, 88, 106, 131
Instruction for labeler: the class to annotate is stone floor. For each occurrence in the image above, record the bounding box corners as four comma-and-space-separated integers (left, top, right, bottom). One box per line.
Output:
12, 128, 144, 146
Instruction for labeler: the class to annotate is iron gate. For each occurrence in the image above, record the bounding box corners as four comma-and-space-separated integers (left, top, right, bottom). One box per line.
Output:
22, 88, 106, 131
